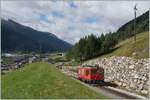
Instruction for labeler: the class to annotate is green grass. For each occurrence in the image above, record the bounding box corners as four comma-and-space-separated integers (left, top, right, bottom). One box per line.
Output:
1, 62, 108, 99
102, 31, 149, 58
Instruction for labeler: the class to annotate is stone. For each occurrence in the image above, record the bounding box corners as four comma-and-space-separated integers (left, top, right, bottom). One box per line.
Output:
130, 82, 136, 88
132, 52, 137, 56
122, 83, 126, 87
129, 65, 135, 69
134, 74, 139, 79
133, 79, 137, 83
138, 84, 143, 90
141, 76, 147, 81
141, 90, 148, 95
115, 81, 122, 86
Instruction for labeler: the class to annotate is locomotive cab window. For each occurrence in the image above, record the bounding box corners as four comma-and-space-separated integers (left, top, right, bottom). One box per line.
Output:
86, 70, 90, 76
92, 69, 96, 75
81, 69, 84, 75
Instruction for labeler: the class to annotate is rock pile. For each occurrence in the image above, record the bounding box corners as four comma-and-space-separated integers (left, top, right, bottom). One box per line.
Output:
83, 56, 149, 96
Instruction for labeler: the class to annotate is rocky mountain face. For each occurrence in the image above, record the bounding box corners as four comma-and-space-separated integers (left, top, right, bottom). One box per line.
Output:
83, 56, 149, 97
1, 19, 73, 53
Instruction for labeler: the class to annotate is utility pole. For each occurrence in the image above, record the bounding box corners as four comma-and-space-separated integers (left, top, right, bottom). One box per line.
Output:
134, 4, 137, 57
134, 4, 137, 42
39, 39, 42, 57
40, 42, 42, 53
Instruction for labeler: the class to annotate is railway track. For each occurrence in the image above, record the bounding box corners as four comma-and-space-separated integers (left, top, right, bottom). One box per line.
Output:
76, 77, 147, 99
96, 86, 146, 99
61, 70, 147, 99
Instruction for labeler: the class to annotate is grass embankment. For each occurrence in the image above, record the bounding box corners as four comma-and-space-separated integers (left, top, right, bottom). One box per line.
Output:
101, 31, 149, 58
1, 62, 108, 99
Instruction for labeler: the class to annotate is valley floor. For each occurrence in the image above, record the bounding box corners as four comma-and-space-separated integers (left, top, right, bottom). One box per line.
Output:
1, 62, 108, 99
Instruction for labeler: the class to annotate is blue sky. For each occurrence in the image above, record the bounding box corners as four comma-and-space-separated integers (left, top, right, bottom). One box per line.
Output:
69, 1, 78, 8
51, 11, 65, 18
1, 0, 150, 44
82, 16, 102, 24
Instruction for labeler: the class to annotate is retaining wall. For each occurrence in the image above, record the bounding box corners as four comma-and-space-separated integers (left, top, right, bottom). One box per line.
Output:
83, 56, 149, 97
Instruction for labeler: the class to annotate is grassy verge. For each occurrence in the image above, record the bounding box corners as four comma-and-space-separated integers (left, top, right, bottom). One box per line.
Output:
1, 62, 108, 99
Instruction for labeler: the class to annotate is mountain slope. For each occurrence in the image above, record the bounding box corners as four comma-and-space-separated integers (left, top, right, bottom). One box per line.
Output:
102, 11, 149, 58
101, 31, 149, 58
115, 11, 149, 41
1, 19, 73, 53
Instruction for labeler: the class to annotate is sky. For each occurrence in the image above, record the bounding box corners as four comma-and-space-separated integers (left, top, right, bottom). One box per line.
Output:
1, 0, 150, 44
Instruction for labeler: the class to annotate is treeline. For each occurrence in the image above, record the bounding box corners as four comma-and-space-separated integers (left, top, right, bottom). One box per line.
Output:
66, 32, 117, 61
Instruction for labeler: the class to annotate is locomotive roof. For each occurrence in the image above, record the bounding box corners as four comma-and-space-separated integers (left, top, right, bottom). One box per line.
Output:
80, 66, 103, 69
82, 65, 94, 67
81, 66, 97, 68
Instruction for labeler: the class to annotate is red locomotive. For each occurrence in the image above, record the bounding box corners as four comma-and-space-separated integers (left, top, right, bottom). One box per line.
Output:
78, 65, 104, 84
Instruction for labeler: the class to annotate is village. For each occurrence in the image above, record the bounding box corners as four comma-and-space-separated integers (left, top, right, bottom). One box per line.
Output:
1, 53, 50, 74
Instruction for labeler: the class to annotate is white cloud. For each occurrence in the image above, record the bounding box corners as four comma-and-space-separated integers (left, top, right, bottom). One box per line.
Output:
1, 0, 150, 44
